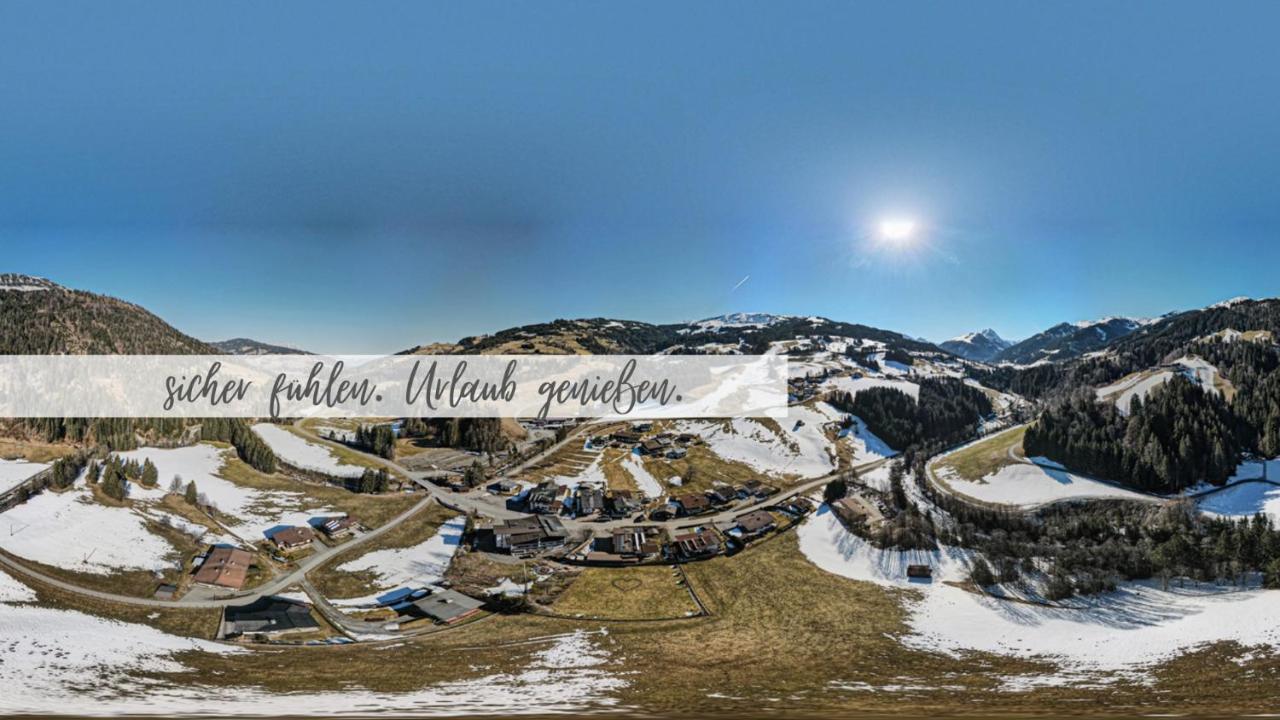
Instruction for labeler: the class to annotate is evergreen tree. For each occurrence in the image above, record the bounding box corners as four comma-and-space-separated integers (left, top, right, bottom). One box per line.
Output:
140, 458, 158, 487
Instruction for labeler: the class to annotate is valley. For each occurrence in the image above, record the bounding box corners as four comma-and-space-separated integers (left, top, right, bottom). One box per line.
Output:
4, 275, 1280, 715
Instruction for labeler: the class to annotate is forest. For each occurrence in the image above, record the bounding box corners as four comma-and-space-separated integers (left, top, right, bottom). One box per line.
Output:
829, 376, 993, 453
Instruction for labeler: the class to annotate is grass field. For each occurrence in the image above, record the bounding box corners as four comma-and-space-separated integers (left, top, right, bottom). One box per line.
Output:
551, 565, 699, 620
0, 437, 78, 463
13, 520, 1280, 714
217, 455, 422, 529
931, 425, 1027, 484
306, 502, 458, 600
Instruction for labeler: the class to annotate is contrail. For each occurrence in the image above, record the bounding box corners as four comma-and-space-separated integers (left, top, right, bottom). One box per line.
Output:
731, 275, 750, 292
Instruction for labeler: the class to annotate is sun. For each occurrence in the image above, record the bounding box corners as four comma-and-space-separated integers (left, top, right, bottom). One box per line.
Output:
877, 218, 917, 243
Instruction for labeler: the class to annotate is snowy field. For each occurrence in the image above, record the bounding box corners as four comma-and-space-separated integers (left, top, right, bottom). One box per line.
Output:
622, 451, 664, 498
0, 472, 181, 575
1198, 482, 1280, 526
0, 458, 49, 496
798, 505, 1280, 685
330, 515, 466, 606
116, 445, 340, 542
544, 453, 609, 488
252, 423, 366, 478
811, 403, 897, 461
0, 565, 625, 714
821, 375, 920, 401
677, 417, 834, 479
1096, 356, 1222, 415
936, 459, 1153, 508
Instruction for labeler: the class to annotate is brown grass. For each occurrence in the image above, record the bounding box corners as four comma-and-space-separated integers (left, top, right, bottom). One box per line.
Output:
551, 564, 699, 620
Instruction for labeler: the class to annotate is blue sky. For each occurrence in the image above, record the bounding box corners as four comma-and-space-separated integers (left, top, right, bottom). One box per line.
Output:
3, 1, 1280, 353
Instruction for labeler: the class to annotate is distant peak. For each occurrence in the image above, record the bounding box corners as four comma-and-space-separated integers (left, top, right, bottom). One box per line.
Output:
692, 312, 790, 330
1209, 296, 1251, 310
947, 328, 1008, 346
1070, 316, 1155, 329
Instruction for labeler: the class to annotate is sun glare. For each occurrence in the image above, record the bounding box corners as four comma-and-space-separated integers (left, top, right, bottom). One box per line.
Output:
878, 218, 917, 243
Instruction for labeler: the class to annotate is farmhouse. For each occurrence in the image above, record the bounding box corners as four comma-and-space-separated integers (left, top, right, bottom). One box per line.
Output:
320, 515, 360, 539
407, 589, 485, 624
493, 515, 569, 556
192, 546, 254, 590
270, 526, 316, 552
220, 597, 320, 639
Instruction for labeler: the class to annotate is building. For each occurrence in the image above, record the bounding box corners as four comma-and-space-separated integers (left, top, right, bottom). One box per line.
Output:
671, 527, 722, 560
706, 485, 736, 506
907, 564, 933, 579
639, 438, 665, 455
320, 516, 360, 539
733, 510, 776, 538
665, 447, 688, 460
270, 526, 316, 552
526, 480, 571, 515
742, 480, 778, 499
493, 515, 569, 556
675, 493, 711, 516
611, 430, 641, 445
576, 485, 605, 516
192, 545, 254, 590
408, 589, 485, 624
606, 489, 641, 518
610, 526, 660, 558
220, 597, 319, 639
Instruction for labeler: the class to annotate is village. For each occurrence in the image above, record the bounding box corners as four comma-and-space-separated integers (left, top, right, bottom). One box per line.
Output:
0, 343, 916, 647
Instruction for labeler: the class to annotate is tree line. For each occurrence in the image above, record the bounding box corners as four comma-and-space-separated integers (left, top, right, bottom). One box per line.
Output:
829, 377, 993, 453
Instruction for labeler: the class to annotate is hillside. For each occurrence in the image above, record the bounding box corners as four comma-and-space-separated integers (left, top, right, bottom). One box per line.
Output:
401, 314, 941, 357
0, 274, 214, 354
210, 338, 310, 355
996, 317, 1153, 365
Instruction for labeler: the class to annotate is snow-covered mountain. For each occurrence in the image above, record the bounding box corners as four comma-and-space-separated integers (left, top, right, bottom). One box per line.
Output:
691, 312, 791, 331
998, 317, 1154, 365
938, 328, 1011, 362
